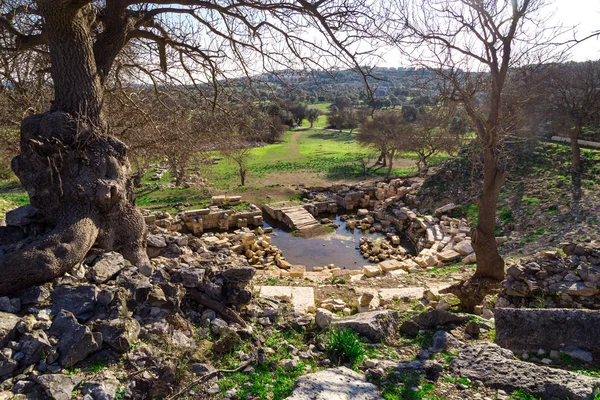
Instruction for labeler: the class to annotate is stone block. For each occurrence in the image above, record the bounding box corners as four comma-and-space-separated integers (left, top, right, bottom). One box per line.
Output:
259, 286, 292, 301
291, 287, 315, 314
363, 265, 381, 278
453, 240, 474, 256
495, 308, 600, 359
289, 265, 306, 278
438, 250, 461, 262
379, 259, 402, 272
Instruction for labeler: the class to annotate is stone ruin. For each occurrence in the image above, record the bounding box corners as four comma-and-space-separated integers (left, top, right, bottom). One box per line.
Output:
499, 241, 600, 309
143, 195, 263, 235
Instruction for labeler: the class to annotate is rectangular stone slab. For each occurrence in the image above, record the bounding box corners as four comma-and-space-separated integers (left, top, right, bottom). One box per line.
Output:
495, 308, 600, 358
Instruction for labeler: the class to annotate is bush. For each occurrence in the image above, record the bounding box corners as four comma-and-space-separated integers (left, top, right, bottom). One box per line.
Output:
325, 328, 365, 367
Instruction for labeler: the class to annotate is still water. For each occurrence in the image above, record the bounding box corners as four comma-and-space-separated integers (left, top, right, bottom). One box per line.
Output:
263, 214, 414, 271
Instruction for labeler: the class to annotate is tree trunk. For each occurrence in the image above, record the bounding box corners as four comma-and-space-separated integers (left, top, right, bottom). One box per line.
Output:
384, 149, 395, 179
570, 129, 582, 203
0, 2, 150, 296
471, 147, 506, 281
240, 168, 246, 186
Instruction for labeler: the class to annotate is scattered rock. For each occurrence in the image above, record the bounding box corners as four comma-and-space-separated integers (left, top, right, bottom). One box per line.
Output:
285, 367, 382, 400
88, 252, 125, 283
94, 318, 140, 353
452, 343, 600, 400
315, 308, 335, 329
35, 374, 83, 400
332, 310, 399, 343
51, 285, 98, 321
49, 311, 102, 367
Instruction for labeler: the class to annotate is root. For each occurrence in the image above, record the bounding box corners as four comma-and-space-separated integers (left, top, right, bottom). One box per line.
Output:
0, 216, 98, 296
189, 289, 247, 328
439, 277, 501, 311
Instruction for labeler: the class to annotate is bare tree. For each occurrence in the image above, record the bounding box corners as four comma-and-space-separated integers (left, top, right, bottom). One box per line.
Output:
409, 106, 460, 169
384, 0, 566, 307
0, 0, 375, 295
546, 61, 600, 203
358, 110, 412, 178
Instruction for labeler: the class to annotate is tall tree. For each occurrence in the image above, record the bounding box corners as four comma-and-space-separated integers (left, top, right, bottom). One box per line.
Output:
0, 0, 374, 295
385, 0, 565, 307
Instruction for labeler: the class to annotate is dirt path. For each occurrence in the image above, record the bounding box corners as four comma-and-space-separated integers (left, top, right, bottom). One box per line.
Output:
287, 129, 304, 158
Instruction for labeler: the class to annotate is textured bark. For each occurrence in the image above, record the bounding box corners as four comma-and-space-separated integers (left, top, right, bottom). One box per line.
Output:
471, 147, 507, 282
0, 2, 149, 296
0, 112, 149, 296
37, 1, 104, 124
570, 131, 582, 203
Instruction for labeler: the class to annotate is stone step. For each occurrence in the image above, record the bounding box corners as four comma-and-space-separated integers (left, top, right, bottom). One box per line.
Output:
258, 286, 315, 314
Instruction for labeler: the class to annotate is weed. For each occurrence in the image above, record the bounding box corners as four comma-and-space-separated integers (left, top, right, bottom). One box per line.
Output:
499, 209, 512, 224
85, 361, 108, 373
523, 196, 541, 205
380, 370, 441, 400
114, 386, 129, 400
266, 277, 278, 285
325, 328, 366, 368
508, 388, 541, 400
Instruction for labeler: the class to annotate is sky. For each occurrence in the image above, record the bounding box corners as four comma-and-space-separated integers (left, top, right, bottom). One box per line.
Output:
376, 0, 600, 68
553, 0, 600, 61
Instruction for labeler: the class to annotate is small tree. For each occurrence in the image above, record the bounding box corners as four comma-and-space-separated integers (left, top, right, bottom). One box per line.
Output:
546, 61, 600, 202
306, 108, 322, 128
358, 110, 411, 178
409, 107, 461, 169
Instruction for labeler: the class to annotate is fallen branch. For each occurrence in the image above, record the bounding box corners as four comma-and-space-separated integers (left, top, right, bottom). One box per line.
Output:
166, 359, 253, 400
189, 289, 247, 328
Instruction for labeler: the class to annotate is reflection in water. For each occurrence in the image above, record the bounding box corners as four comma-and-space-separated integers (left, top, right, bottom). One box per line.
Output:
263, 214, 414, 271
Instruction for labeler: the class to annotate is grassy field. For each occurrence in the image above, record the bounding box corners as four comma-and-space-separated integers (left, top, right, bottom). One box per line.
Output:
0, 125, 423, 215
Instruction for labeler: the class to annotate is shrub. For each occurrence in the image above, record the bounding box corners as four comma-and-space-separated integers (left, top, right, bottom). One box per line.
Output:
325, 328, 365, 367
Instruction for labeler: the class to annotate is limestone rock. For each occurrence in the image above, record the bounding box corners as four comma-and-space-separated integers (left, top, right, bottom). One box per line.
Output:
35, 374, 83, 400
451, 343, 600, 400
82, 372, 119, 400
363, 265, 381, 278
453, 241, 474, 256
0, 312, 22, 347
88, 252, 125, 283
412, 310, 468, 329
429, 330, 462, 353
332, 310, 399, 343
49, 311, 102, 367
51, 284, 98, 321
285, 367, 382, 400
315, 308, 335, 329
495, 308, 600, 359
94, 318, 140, 353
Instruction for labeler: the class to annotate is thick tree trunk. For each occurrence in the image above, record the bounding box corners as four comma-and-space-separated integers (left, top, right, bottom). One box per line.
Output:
0, 2, 150, 295
472, 147, 506, 281
37, 1, 104, 124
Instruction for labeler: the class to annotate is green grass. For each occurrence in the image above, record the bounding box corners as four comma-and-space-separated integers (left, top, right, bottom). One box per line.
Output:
523, 196, 541, 205
463, 203, 478, 224
209, 128, 419, 190
214, 327, 318, 399
380, 370, 441, 400
325, 328, 366, 368
508, 389, 541, 400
